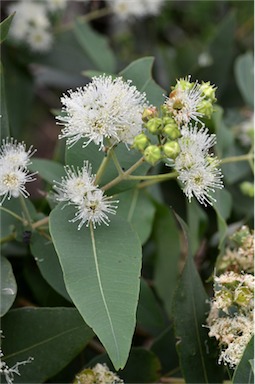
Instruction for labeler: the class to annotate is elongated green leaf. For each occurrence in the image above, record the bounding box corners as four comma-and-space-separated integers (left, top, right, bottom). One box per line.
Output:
234, 52, 254, 107
0, 62, 10, 141
117, 189, 156, 245
173, 215, 224, 383
74, 19, 116, 73
137, 278, 167, 336
187, 199, 208, 256
233, 336, 254, 384
153, 204, 180, 317
212, 189, 232, 250
0, 256, 17, 317
1, 308, 94, 383
30, 232, 71, 302
0, 13, 15, 43
49, 204, 142, 370
120, 57, 165, 107
29, 158, 65, 184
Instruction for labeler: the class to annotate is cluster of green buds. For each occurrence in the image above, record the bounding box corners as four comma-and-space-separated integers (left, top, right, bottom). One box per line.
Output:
132, 106, 181, 165
198, 81, 217, 118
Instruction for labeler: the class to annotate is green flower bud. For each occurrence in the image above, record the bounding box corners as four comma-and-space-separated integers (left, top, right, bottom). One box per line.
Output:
142, 106, 158, 122
144, 145, 162, 165
163, 141, 180, 159
146, 117, 163, 134
161, 104, 172, 117
197, 99, 214, 118
163, 116, 176, 125
132, 133, 150, 152
162, 124, 181, 139
234, 286, 253, 307
200, 81, 217, 102
176, 78, 194, 91
240, 181, 254, 198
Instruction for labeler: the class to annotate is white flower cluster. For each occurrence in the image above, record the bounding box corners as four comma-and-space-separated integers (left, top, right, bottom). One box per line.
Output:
74, 363, 124, 384
0, 333, 33, 384
54, 162, 118, 229
207, 269, 254, 367
107, 0, 165, 20
7, 0, 67, 53
0, 138, 37, 205
57, 75, 148, 149
173, 125, 223, 206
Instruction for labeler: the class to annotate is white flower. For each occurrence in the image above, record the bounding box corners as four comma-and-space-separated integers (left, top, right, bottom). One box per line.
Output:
108, 0, 165, 20
54, 162, 118, 229
172, 125, 223, 206
0, 138, 37, 205
70, 188, 118, 230
54, 162, 95, 205
7, 0, 52, 52
75, 363, 124, 384
164, 82, 204, 127
0, 138, 35, 169
0, 166, 36, 204
57, 75, 148, 149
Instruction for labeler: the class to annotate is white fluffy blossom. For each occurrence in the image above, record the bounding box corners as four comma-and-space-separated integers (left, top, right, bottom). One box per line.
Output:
164, 82, 204, 127
173, 125, 223, 206
57, 75, 148, 149
44, 0, 68, 12
7, 0, 53, 52
54, 162, 118, 229
0, 138, 37, 205
107, 0, 165, 20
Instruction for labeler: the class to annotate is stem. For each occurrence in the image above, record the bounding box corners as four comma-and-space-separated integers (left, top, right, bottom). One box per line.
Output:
1, 233, 16, 245
94, 151, 112, 185
32, 216, 49, 230
110, 149, 124, 176
221, 153, 254, 164
0, 206, 24, 223
138, 171, 178, 189
19, 196, 33, 229
102, 157, 145, 191
57, 7, 112, 33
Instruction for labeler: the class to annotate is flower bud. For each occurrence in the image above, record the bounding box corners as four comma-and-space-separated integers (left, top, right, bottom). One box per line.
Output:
163, 141, 180, 159
162, 124, 181, 139
234, 286, 253, 307
200, 81, 217, 102
132, 133, 150, 152
175, 77, 194, 91
144, 145, 162, 165
146, 117, 162, 134
163, 116, 176, 126
142, 106, 158, 122
197, 99, 214, 118
240, 181, 254, 198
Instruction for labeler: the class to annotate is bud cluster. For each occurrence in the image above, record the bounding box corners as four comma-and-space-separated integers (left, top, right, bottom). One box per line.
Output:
132, 106, 181, 165
74, 363, 124, 384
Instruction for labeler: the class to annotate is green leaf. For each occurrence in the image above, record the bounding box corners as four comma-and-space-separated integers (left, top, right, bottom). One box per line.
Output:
0, 256, 17, 317
74, 19, 116, 73
173, 216, 224, 383
1, 307, 94, 383
65, 141, 150, 194
82, 69, 115, 78
0, 62, 10, 141
29, 158, 65, 184
153, 204, 180, 317
212, 105, 234, 158
86, 347, 161, 383
233, 336, 254, 384
119, 57, 165, 107
117, 189, 156, 245
234, 52, 254, 107
30, 232, 71, 302
137, 278, 167, 336
49, 204, 142, 370
212, 188, 232, 250
187, 199, 208, 256
0, 13, 15, 43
